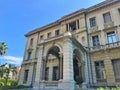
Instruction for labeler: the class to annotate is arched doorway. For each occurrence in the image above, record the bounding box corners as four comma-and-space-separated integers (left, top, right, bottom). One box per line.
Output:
45, 46, 61, 81
73, 50, 84, 84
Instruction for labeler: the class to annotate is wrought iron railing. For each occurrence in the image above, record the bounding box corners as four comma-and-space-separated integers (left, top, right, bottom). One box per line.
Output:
90, 41, 120, 51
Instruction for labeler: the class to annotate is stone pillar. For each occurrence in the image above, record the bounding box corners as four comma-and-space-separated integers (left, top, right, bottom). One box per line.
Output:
68, 24, 70, 31
27, 65, 34, 85
82, 52, 90, 88
33, 46, 44, 89
76, 20, 78, 30
59, 38, 75, 90
42, 57, 46, 80
49, 65, 53, 81
91, 60, 97, 84
78, 62, 85, 81
104, 55, 115, 84
59, 53, 63, 80
18, 65, 25, 85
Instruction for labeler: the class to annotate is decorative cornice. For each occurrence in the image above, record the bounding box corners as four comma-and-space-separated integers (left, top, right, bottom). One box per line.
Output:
25, 0, 120, 37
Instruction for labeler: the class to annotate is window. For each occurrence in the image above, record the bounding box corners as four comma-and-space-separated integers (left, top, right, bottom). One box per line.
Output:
69, 21, 76, 32
89, 17, 96, 27
118, 8, 120, 14
103, 12, 112, 23
92, 36, 100, 46
55, 30, 60, 36
23, 70, 29, 83
40, 35, 44, 42
53, 66, 59, 80
30, 38, 33, 46
47, 32, 51, 38
95, 61, 106, 82
66, 20, 79, 32
45, 67, 49, 81
107, 32, 117, 44
112, 59, 120, 82
77, 20, 79, 29
27, 52, 31, 60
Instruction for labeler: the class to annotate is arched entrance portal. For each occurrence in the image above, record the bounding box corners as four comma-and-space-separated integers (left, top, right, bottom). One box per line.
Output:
73, 50, 84, 84
45, 46, 61, 81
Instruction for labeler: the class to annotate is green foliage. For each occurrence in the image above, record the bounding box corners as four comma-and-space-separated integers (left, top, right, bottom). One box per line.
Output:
0, 78, 18, 88
0, 67, 6, 78
0, 42, 7, 55
97, 87, 120, 90
1, 85, 29, 89
74, 88, 81, 90
0, 78, 29, 89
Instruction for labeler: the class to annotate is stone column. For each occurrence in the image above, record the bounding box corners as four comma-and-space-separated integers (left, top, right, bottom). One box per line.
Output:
104, 55, 115, 84
76, 20, 78, 30
59, 38, 75, 90
33, 46, 44, 89
18, 65, 25, 85
59, 53, 63, 80
49, 64, 53, 81
82, 52, 90, 88
78, 62, 85, 81
68, 24, 70, 31
27, 65, 34, 86
42, 57, 46, 80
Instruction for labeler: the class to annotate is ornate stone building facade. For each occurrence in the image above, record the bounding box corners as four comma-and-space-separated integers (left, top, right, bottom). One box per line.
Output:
18, 0, 120, 89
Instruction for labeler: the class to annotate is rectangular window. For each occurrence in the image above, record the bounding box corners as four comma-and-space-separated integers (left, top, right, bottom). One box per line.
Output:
55, 30, 60, 36
30, 38, 34, 46
92, 36, 100, 46
89, 17, 96, 27
27, 52, 31, 60
69, 21, 77, 32
112, 59, 120, 82
53, 66, 59, 81
103, 12, 112, 23
47, 32, 51, 38
118, 8, 120, 14
77, 20, 79, 29
66, 20, 79, 32
95, 61, 106, 82
107, 32, 117, 46
23, 70, 29, 83
40, 35, 44, 42
45, 67, 49, 81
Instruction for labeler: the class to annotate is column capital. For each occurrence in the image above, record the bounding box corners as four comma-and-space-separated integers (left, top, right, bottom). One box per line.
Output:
63, 38, 72, 44
59, 52, 63, 57
42, 56, 46, 61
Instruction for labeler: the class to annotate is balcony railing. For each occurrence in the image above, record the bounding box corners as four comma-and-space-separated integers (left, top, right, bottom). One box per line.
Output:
89, 26, 98, 33
104, 21, 114, 29
27, 45, 33, 51
90, 41, 120, 51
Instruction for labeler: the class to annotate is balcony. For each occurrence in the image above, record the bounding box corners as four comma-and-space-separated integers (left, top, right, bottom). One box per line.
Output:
38, 34, 64, 45
89, 26, 98, 33
22, 59, 37, 64
27, 45, 33, 51
104, 21, 114, 29
90, 41, 120, 51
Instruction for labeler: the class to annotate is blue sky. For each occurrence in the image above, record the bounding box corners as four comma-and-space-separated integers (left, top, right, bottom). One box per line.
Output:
0, 0, 105, 66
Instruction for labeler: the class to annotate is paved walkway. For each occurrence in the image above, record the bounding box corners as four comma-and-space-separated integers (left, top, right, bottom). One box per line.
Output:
11, 88, 96, 90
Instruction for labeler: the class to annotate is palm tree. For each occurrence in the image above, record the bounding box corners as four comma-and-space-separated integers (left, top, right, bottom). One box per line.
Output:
0, 42, 7, 55
0, 42, 8, 78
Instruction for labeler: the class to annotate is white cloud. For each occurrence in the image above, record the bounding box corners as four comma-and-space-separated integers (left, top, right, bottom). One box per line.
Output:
0, 55, 23, 66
